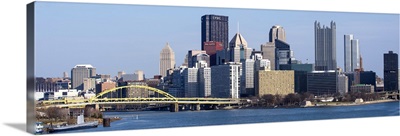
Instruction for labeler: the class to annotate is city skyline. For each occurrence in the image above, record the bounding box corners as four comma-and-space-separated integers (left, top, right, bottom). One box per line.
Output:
35, 2, 399, 78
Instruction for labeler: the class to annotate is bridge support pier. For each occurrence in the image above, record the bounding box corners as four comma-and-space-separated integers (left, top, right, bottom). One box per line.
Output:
195, 104, 201, 111
170, 103, 179, 112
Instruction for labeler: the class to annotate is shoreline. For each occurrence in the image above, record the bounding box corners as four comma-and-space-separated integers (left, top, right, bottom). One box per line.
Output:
240, 99, 399, 109
305, 99, 399, 108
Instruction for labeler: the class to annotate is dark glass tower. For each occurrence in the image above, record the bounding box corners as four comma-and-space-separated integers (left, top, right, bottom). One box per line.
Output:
384, 51, 398, 91
201, 14, 229, 50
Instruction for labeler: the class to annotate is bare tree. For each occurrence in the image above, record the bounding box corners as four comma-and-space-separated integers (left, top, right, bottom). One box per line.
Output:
84, 106, 103, 118
301, 92, 315, 102
274, 94, 283, 106
45, 107, 68, 122
284, 93, 302, 106
261, 94, 275, 107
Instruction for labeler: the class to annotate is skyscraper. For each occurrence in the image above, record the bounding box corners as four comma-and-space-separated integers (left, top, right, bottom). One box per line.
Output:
198, 61, 211, 98
241, 59, 255, 96
261, 25, 288, 70
228, 32, 252, 63
275, 39, 293, 70
201, 14, 229, 50
159, 43, 176, 77
183, 67, 198, 97
269, 25, 286, 42
211, 62, 241, 98
344, 34, 360, 72
261, 42, 276, 70
71, 64, 96, 91
314, 21, 337, 71
384, 51, 398, 91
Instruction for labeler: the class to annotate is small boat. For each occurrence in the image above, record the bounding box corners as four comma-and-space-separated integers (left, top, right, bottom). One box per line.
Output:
35, 122, 44, 134
48, 114, 98, 133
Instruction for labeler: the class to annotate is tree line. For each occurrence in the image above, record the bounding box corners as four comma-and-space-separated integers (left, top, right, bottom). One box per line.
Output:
36, 106, 103, 125
249, 92, 383, 107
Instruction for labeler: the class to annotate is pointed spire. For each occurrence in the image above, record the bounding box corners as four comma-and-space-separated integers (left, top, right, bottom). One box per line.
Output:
162, 42, 174, 53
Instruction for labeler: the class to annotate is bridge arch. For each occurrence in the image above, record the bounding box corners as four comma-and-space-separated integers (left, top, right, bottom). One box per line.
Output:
89, 85, 177, 103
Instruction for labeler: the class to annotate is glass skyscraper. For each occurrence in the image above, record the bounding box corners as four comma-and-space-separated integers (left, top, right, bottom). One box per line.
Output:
384, 51, 398, 91
344, 34, 360, 72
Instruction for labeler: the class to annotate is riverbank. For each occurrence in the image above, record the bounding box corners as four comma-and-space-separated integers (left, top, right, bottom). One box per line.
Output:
240, 99, 399, 109
37, 116, 121, 127
309, 99, 399, 108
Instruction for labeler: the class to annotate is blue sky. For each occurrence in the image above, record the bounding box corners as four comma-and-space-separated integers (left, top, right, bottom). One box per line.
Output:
35, 2, 399, 78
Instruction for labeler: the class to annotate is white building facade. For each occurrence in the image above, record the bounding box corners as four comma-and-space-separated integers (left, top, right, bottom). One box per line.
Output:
183, 68, 198, 97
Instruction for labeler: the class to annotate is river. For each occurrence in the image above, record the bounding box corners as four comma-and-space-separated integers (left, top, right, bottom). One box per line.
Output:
59, 101, 399, 134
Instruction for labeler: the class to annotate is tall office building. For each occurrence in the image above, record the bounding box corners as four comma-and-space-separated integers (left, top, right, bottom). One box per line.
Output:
183, 68, 198, 97
269, 25, 286, 42
201, 14, 229, 50
344, 34, 360, 72
198, 61, 211, 97
384, 51, 398, 91
71, 64, 96, 91
241, 59, 255, 96
261, 25, 288, 70
275, 39, 293, 70
180, 61, 211, 98
211, 62, 241, 98
160, 43, 176, 77
261, 42, 276, 70
314, 21, 337, 71
228, 32, 252, 63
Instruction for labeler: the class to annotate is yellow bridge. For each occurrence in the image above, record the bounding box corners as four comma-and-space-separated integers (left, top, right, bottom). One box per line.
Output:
38, 85, 244, 112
